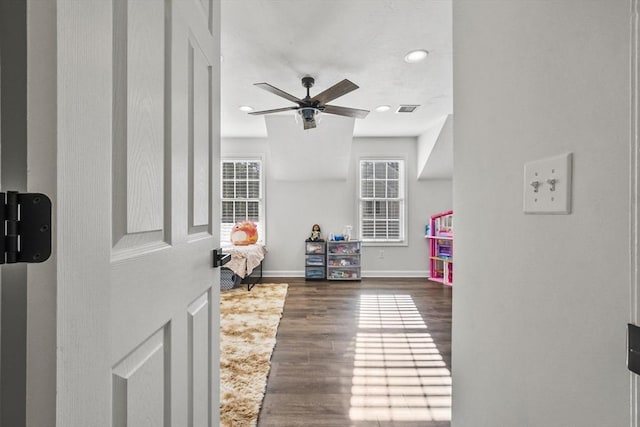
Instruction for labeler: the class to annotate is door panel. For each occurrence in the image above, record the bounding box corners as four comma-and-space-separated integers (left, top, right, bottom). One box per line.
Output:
190, 40, 212, 231
113, 0, 168, 253
188, 290, 212, 427
110, 0, 219, 425
123, 0, 165, 234
111, 241, 214, 362
112, 327, 168, 427
50, 0, 220, 425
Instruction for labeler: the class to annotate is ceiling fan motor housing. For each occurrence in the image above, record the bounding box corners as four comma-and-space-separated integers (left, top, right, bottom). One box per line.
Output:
301, 76, 315, 89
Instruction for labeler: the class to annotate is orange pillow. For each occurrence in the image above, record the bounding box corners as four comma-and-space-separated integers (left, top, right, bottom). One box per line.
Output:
230, 221, 258, 246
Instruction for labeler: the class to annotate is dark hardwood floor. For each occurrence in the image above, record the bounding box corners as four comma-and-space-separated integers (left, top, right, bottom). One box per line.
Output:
257, 278, 452, 427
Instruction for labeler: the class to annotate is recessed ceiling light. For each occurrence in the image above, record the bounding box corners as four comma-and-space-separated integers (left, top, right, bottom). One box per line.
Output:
404, 49, 429, 63
239, 105, 253, 112
375, 105, 391, 112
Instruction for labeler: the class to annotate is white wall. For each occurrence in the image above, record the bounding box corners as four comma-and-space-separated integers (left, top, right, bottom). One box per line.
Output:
222, 136, 452, 277
452, 1, 630, 426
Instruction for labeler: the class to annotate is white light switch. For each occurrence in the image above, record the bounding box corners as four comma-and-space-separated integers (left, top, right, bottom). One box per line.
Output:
523, 152, 572, 214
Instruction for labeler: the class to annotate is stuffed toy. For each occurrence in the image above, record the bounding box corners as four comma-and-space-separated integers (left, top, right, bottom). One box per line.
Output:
230, 220, 258, 246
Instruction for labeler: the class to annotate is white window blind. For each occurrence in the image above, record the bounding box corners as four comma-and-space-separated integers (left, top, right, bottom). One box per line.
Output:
220, 160, 264, 244
359, 159, 405, 243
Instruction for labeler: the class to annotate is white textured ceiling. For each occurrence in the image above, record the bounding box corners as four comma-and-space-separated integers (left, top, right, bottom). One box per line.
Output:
220, 0, 453, 139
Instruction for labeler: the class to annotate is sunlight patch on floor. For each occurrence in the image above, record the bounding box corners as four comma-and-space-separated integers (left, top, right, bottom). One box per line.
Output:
358, 294, 427, 329
350, 295, 451, 422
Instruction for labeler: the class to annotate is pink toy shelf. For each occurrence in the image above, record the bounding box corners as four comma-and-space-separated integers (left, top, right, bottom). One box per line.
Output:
426, 210, 453, 286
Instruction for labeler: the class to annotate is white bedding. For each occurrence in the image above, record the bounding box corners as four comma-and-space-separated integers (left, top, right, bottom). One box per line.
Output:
223, 244, 266, 278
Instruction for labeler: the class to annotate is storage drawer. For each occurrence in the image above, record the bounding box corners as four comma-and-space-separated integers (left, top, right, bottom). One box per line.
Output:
305, 255, 325, 266
327, 267, 360, 280
305, 241, 325, 254
305, 266, 326, 279
327, 255, 358, 267
326, 241, 360, 255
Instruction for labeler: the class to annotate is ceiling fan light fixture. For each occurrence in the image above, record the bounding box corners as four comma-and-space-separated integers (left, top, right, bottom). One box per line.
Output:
239, 105, 254, 112
404, 49, 429, 63
295, 107, 321, 124
300, 107, 320, 119
375, 105, 391, 112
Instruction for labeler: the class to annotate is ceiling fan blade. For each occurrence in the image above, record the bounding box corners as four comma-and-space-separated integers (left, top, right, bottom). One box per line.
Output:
310, 79, 359, 105
303, 118, 316, 130
254, 83, 302, 104
248, 106, 299, 115
322, 104, 370, 119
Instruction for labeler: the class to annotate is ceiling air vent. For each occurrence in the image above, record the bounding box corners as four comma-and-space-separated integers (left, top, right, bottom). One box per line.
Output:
396, 104, 420, 113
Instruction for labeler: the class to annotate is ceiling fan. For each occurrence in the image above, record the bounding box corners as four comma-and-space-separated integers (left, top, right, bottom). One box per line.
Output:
248, 76, 369, 130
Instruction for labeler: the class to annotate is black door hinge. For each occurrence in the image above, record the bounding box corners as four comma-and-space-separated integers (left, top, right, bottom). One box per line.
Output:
0, 191, 51, 264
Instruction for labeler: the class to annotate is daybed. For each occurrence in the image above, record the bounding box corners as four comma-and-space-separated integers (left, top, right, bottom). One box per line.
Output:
220, 244, 265, 291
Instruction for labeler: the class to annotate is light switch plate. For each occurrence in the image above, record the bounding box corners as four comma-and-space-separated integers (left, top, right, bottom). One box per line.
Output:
523, 152, 572, 214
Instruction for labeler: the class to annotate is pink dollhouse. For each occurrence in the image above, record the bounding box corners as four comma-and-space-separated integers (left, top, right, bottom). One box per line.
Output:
426, 210, 453, 285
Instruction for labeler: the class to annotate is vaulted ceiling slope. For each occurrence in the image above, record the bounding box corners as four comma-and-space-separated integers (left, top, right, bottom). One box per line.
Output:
418, 114, 453, 180
220, 0, 453, 139
265, 115, 355, 181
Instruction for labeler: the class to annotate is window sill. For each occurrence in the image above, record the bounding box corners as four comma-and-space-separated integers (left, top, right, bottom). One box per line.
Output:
361, 241, 408, 248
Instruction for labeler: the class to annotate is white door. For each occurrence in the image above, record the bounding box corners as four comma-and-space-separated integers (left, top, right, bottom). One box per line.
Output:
30, 0, 221, 425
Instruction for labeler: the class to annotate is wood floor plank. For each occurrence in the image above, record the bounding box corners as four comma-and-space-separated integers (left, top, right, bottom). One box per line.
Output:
255, 278, 452, 427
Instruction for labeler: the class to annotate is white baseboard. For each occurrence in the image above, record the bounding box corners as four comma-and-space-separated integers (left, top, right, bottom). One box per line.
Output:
363, 270, 429, 278
263, 270, 429, 278
263, 270, 304, 277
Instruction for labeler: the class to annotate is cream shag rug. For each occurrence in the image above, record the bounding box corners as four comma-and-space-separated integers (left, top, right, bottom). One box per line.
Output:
220, 283, 288, 427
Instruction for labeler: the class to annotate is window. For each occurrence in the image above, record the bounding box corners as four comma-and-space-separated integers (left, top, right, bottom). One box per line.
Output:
221, 160, 264, 244
359, 159, 405, 243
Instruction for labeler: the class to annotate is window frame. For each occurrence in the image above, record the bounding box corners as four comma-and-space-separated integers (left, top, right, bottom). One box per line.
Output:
220, 157, 265, 245
358, 157, 407, 246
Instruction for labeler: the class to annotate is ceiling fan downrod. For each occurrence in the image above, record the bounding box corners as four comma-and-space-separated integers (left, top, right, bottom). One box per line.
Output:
301, 76, 315, 100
